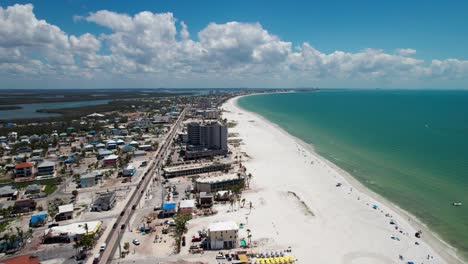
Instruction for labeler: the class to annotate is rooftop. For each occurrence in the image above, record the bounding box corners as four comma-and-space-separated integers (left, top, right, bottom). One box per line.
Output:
15, 162, 33, 169
38, 160, 55, 168
179, 199, 195, 208
163, 162, 227, 173
44, 221, 102, 236
104, 154, 119, 160
58, 203, 74, 214
208, 221, 238, 232
196, 173, 244, 184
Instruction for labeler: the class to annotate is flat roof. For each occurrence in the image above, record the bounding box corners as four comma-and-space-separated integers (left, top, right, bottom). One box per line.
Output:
208, 221, 238, 232
179, 199, 195, 208
45, 221, 102, 236
163, 162, 227, 173
196, 173, 244, 184
38, 160, 55, 167
104, 154, 118, 160
58, 203, 74, 214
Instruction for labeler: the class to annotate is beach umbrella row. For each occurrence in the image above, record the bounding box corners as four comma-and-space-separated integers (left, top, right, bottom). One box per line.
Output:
251, 256, 295, 264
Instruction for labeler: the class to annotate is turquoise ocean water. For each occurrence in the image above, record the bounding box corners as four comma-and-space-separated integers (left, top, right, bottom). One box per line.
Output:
238, 90, 468, 259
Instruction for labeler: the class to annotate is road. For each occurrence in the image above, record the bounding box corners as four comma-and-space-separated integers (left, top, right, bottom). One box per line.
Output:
99, 108, 186, 264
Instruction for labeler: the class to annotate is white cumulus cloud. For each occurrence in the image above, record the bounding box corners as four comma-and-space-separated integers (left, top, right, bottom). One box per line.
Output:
0, 4, 467, 88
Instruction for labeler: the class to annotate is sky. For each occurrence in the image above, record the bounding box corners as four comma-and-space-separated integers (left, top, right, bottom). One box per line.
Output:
0, 0, 468, 89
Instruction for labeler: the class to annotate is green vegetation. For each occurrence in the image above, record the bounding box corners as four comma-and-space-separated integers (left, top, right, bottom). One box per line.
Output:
171, 213, 192, 253
13, 177, 59, 189
0, 219, 13, 233
43, 184, 57, 195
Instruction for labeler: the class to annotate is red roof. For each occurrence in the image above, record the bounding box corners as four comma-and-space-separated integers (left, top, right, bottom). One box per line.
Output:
15, 162, 33, 169
2, 254, 40, 264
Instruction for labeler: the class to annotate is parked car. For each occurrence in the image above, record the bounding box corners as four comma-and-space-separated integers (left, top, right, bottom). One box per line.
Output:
121, 224, 126, 230
48, 223, 59, 228
191, 236, 201, 242
99, 243, 106, 251
132, 239, 140, 245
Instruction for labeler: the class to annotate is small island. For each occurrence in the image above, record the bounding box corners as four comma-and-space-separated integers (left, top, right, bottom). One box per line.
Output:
0, 106, 21, 111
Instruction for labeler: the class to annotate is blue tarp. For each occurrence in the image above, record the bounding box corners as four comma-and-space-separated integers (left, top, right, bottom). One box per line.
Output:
30, 212, 47, 226
64, 157, 75, 163
162, 203, 176, 211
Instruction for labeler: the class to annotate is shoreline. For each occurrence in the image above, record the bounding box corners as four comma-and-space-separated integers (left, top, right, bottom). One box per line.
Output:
226, 94, 464, 264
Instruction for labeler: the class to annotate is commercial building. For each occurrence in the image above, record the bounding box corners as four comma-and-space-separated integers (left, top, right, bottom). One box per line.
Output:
56, 204, 74, 221
208, 221, 239, 250
14, 162, 33, 177
91, 192, 116, 211
43, 221, 102, 242
37, 160, 55, 177
195, 173, 245, 193
163, 162, 230, 178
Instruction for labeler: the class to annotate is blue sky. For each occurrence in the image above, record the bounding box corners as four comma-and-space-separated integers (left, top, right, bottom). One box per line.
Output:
1, 0, 468, 88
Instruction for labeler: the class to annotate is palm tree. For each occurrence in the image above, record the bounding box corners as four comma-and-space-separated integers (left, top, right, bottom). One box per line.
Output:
247, 173, 252, 188
246, 229, 252, 246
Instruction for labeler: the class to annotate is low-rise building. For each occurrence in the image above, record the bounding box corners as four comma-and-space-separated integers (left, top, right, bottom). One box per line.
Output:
198, 192, 214, 208
13, 199, 37, 213
25, 184, 41, 195
29, 211, 48, 227
80, 171, 103, 188
43, 221, 102, 243
179, 199, 195, 214
91, 192, 116, 211
37, 160, 55, 177
0, 186, 18, 198
195, 173, 245, 193
161, 202, 177, 217
138, 144, 153, 151
56, 204, 74, 221
103, 154, 118, 166
163, 162, 230, 178
122, 165, 136, 177
208, 221, 239, 250
14, 162, 33, 178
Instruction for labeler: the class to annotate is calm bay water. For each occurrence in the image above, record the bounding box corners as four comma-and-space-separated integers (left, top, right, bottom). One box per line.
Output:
0, 100, 110, 120
238, 90, 468, 259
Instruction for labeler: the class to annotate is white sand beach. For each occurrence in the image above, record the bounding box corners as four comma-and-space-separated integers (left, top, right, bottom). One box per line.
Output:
215, 96, 463, 264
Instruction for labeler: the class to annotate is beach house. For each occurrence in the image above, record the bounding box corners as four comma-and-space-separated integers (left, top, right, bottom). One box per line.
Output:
207, 221, 239, 250
14, 162, 33, 178
80, 171, 102, 188
37, 160, 55, 177
103, 154, 118, 166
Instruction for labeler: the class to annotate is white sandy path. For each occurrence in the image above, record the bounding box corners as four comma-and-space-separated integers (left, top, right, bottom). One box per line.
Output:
221, 96, 461, 264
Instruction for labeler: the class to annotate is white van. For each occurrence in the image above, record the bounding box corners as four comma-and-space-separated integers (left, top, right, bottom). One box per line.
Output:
99, 243, 106, 251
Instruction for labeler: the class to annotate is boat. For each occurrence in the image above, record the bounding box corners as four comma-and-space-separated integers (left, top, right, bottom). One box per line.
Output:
452, 202, 462, 206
